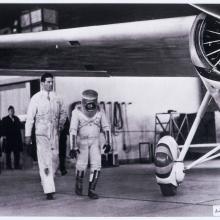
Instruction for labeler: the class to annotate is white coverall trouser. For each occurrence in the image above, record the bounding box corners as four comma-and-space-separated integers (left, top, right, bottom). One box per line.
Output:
36, 134, 59, 194
70, 107, 110, 173
76, 137, 101, 172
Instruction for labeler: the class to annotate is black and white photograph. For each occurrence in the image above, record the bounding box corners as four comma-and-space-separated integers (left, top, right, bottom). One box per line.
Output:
0, 1, 219, 217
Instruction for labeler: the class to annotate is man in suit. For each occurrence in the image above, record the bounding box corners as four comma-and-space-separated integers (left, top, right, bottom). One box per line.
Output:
1, 106, 23, 169
59, 117, 70, 176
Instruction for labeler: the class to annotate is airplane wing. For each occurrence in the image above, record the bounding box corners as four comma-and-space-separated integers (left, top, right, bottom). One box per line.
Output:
190, 4, 220, 19
0, 14, 197, 77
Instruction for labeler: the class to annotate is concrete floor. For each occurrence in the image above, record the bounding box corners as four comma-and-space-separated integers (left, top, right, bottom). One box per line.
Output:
0, 160, 220, 217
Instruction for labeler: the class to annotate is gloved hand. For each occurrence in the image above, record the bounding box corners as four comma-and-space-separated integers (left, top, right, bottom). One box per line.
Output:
69, 149, 80, 159
103, 144, 111, 154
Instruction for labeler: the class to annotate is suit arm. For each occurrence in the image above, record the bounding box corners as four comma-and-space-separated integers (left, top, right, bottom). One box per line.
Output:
25, 97, 37, 137
101, 111, 111, 144
69, 110, 79, 150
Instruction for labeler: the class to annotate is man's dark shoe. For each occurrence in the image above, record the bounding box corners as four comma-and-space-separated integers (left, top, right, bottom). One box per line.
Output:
46, 193, 54, 200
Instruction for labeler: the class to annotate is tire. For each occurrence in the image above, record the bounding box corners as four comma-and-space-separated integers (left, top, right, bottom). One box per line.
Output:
159, 184, 177, 196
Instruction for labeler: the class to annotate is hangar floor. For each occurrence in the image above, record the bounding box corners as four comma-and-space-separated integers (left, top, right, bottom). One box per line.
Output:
0, 161, 219, 217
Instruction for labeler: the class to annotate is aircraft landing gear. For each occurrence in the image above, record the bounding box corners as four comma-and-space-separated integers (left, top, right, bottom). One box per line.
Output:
155, 92, 212, 196
159, 184, 177, 196
155, 136, 185, 196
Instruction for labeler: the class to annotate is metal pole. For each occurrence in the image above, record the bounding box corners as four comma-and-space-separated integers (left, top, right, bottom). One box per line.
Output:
200, 152, 220, 163
179, 143, 220, 148
185, 144, 220, 170
178, 91, 212, 161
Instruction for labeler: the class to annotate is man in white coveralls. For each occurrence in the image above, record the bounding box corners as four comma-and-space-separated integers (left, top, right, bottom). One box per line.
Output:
25, 73, 67, 200
69, 89, 111, 199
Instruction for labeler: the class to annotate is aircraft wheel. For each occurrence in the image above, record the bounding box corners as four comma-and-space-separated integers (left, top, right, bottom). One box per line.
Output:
159, 184, 177, 196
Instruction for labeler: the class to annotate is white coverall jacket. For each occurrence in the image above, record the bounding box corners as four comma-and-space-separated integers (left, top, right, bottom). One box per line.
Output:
70, 106, 110, 171
25, 90, 67, 194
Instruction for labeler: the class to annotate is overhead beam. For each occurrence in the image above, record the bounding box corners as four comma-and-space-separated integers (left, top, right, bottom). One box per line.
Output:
0, 76, 39, 86
0, 69, 109, 77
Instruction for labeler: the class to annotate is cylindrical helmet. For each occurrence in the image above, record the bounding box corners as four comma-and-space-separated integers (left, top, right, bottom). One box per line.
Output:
82, 89, 98, 117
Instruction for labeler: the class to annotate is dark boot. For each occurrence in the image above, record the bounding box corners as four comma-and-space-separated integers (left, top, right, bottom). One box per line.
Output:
75, 170, 84, 196
6, 152, 12, 170
88, 170, 100, 199
46, 193, 54, 200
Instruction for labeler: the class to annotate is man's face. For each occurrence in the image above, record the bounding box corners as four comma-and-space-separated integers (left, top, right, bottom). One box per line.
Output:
8, 108, 14, 117
42, 77, 53, 92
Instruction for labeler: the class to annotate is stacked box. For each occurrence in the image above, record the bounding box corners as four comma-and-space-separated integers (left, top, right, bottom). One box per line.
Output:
20, 8, 58, 33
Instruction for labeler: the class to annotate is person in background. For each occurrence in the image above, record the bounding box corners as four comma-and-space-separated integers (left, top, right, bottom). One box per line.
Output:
69, 89, 111, 199
1, 106, 23, 170
25, 73, 67, 200
59, 117, 70, 176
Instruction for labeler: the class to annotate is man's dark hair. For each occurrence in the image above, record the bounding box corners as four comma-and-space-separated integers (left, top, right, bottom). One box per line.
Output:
41, 73, 53, 82
8, 105, 14, 111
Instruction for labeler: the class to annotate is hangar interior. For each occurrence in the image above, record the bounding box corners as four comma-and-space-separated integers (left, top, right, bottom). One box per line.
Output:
0, 75, 208, 166
1, 3, 220, 217
0, 4, 219, 166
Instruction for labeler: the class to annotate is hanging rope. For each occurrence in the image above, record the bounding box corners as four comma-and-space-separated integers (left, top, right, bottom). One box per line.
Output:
99, 101, 106, 113
113, 102, 123, 134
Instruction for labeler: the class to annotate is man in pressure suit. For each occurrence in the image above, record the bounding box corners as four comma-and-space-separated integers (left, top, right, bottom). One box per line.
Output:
25, 73, 67, 200
69, 89, 111, 199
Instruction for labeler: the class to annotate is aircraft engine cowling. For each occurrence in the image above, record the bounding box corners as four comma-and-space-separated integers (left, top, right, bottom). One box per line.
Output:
190, 13, 220, 89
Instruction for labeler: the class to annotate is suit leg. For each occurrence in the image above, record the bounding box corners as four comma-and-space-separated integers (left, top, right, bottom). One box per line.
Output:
59, 135, 67, 172
36, 136, 55, 194
6, 150, 12, 169
14, 150, 20, 169
88, 139, 101, 199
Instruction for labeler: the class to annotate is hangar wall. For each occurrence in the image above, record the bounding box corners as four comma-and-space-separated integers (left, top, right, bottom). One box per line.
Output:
0, 82, 30, 118
56, 76, 202, 162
